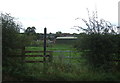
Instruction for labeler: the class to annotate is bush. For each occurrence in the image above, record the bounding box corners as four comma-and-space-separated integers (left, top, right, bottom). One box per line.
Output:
1, 13, 31, 81
74, 33, 120, 71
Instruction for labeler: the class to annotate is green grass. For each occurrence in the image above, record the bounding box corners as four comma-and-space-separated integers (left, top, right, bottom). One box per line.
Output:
25, 44, 81, 62
9, 43, 120, 81
22, 44, 86, 81
25, 44, 74, 50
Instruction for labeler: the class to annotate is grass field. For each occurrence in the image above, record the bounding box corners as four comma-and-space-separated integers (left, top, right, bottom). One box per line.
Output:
22, 44, 87, 81
17, 44, 120, 81
25, 44, 82, 62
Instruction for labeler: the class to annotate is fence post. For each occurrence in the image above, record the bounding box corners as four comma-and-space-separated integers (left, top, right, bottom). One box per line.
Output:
44, 27, 47, 62
43, 27, 47, 74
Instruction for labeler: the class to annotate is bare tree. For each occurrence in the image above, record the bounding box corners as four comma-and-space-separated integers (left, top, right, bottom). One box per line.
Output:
73, 8, 117, 34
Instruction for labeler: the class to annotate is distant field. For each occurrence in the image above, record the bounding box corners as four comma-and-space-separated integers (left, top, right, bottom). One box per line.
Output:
25, 44, 74, 50
25, 44, 81, 62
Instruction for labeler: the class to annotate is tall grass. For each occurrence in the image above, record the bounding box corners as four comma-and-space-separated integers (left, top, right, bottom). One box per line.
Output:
22, 58, 120, 81
7, 44, 120, 81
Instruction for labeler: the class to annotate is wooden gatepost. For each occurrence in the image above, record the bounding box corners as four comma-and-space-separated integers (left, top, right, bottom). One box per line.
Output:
43, 27, 47, 62
23, 27, 53, 63
43, 27, 53, 63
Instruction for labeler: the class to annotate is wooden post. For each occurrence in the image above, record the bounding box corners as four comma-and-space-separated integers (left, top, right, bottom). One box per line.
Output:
43, 28, 47, 74
44, 27, 47, 62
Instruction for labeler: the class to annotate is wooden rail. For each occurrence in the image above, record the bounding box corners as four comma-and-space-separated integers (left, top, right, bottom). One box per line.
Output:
24, 55, 50, 57
24, 61, 44, 63
24, 50, 53, 63
24, 50, 52, 53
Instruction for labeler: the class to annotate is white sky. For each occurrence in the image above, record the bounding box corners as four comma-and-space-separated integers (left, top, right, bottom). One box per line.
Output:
0, 0, 119, 33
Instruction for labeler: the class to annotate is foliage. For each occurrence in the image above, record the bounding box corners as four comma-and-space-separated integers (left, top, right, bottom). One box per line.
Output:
3, 43, 120, 81
15, 45, 120, 81
74, 9, 120, 71
2, 13, 20, 56
55, 31, 62, 38
74, 33, 120, 70
35, 33, 43, 40
24, 26, 37, 42
25, 26, 36, 35
1, 13, 31, 81
18, 33, 34, 46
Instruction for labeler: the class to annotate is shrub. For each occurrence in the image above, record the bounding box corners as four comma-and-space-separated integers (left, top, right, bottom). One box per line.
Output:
1, 13, 31, 81
74, 33, 120, 71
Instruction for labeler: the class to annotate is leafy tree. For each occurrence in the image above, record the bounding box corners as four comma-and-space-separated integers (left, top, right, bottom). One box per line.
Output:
75, 34, 119, 68
35, 33, 41, 40
2, 13, 21, 57
25, 26, 37, 41
55, 31, 62, 38
1, 13, 31, 81
25, 26, 36, 35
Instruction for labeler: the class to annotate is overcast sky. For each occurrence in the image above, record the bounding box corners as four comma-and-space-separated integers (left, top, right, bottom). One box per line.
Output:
0, 0, 119, 33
